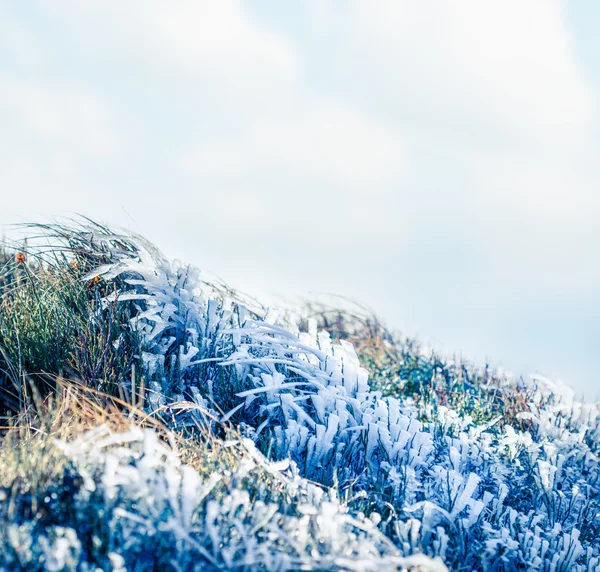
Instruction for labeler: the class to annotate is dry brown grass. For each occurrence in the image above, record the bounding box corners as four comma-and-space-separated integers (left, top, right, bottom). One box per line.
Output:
0, 374, 246, 509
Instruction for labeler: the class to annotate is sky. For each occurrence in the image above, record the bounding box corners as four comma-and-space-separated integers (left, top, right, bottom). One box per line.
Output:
0, 1, 598, 398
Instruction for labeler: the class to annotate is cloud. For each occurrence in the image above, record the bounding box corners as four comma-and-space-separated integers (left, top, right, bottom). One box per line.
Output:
0, 74, 128, 232
35, 1, 411, 194
39, 0, 299, 116
469, 146, 600, 224
0, 4, 46, 69
318, 1, 595, 144
178, 98, 409, 188
307, 1, 598, 282
0, 77, 121, 157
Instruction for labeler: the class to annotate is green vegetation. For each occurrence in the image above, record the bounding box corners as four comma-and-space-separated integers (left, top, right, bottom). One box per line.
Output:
0, 223, 142, 417
303, 299, 534, 429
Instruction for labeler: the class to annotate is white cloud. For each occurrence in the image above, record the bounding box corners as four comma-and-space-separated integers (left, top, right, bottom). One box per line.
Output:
178, 98, 409, 188
0, 4, 46, 69
34, 1, 410, 191
332, 0, 595, 143
469, 147, 600, 224
0, 6, 123, 160
41, 0, 299, 115
312, 0, 599, 281
0, 77, 121, 157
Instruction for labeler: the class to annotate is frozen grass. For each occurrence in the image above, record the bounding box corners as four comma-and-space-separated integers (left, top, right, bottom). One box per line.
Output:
300, 298, 534, 429
0, 386, 445, 571
0, 220, 598, 571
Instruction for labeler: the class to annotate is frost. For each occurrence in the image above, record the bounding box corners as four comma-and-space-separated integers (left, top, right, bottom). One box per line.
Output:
2, 226, 598, 571
2, 426, 445, 571
82, 230, 599, 571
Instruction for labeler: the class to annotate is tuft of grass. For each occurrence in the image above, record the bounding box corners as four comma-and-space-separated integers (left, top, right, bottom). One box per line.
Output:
0, 224, 143, 417
301, 298, 534, 430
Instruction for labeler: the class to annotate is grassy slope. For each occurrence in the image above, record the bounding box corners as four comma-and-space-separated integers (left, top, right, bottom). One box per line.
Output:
0, 222, 598, 571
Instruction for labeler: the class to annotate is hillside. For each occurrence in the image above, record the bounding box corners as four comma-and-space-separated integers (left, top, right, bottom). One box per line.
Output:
0, 221, 598, 571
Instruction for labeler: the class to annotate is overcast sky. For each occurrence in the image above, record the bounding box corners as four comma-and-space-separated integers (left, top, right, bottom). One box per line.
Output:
1, 2, 598, 398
